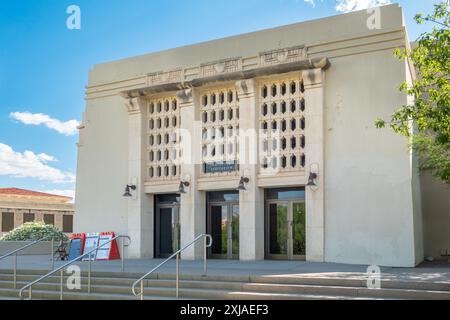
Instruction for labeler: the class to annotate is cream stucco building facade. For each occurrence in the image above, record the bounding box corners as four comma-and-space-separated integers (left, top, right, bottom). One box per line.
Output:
75, 4, 450, 267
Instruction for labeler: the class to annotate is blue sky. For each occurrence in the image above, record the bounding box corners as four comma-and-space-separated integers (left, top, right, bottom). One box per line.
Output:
0, 0, 442, 199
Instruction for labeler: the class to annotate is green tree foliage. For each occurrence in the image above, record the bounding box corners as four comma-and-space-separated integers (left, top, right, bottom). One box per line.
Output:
376, 1, 450, 184
0, 222, 68, 241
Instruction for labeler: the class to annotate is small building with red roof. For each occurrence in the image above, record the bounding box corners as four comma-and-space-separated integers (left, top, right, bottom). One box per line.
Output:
0, 188, 74, 237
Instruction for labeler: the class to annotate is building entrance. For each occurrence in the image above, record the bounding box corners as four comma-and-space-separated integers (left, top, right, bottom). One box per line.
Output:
155, 194, 180, 258
207, 191, 239, 259
265, 188, 306, 260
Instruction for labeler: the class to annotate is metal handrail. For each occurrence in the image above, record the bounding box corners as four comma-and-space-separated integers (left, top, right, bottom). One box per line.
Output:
0, 236, 58, 288
132, 234, 212, 300
19, 235, 131, 300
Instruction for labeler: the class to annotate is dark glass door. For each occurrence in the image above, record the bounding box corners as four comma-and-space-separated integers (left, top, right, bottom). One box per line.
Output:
159, 207, 180, 256
268, 203, 289, 257
207, 191, 239, 259
210, 205, 228, 257
292, 202, 306, 257
265, 188, 305, 260
155, 194, 180, 258
231, 204, 239, 256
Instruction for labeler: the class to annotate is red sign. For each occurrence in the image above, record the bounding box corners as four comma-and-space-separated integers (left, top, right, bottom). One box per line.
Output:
95, 232, 120, 260
70, 233, 86, 252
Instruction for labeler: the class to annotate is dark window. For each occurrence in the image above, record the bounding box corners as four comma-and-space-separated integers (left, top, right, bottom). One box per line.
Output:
44, 214, 54, 225
265, 187, 305, 201
63, 215, 73, 233
156, 194, 180, 205
262, 86, 268, 98
281, 83, 287, 95
23, 213, 35, 223
207, 191, 239, 203
1, 212, 14, 232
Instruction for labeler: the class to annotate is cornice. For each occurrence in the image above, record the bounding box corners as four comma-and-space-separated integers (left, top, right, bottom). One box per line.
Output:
119, 45, 330, 98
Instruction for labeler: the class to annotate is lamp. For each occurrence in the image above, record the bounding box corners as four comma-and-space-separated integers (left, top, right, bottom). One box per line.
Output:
123, 184, 136, 197
179, 181, 190, 194
306, 172, 318, 187
238, 177, 250, 191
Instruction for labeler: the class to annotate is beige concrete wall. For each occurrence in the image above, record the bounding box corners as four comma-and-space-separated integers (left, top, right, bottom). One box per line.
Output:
407, 58, 425, 266
76, 4, 422, 266
74, 95, 129, 236
422, 172, 450, 259
323, 48, 420, 267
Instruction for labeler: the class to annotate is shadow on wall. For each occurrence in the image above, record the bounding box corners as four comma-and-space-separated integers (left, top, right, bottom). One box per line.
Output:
422, 172, 450, 260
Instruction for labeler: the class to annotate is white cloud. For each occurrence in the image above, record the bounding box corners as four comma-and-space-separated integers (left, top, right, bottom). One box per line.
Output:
0, 143, 75, 183
335, 0, 391, 13
10, 112, 80, 136
42, 189, 76, 203
304, 0, 316, 7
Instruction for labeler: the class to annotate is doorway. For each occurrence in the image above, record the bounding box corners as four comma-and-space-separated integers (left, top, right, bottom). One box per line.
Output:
155, 194, 180, 258
207, 191, 239, 259
265, 188, 306, 260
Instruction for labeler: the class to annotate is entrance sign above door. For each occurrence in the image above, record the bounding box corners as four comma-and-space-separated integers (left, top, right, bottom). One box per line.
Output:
204, 161, 238, 174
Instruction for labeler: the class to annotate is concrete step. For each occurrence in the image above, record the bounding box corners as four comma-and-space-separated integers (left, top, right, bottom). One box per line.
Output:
0, 287, 180, 300
3, 270, 450, 292
1, 276, 449, 300
0, 269, 449, 300
0, 285, 360, 301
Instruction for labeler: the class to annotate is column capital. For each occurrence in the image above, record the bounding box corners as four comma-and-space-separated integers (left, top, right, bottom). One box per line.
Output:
124, 97, 146, 114
176, 88, 194, 106
302, 68, 325, 89
236, 79, 256, 99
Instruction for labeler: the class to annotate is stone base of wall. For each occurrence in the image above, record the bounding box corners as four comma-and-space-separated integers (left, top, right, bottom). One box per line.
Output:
0, 241, 53, 256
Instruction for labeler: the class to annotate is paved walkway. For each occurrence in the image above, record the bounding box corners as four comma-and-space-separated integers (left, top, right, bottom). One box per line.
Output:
1, 255, 450, 283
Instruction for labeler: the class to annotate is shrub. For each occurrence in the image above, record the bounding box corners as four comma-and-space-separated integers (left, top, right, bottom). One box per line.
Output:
0, 222, 68, 242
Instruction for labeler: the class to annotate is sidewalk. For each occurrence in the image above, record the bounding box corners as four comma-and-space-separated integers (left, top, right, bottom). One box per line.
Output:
1, 255, 450, 283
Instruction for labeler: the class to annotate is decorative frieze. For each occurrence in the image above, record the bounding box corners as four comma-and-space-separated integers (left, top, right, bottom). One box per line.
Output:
259, 46, 306, 67
121, 45, 323, 98
200, 58, 242, 78
147, 69, 183, 86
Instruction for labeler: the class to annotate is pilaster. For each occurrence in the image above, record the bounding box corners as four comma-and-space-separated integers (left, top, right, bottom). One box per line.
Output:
302, 68, 325, 262
236, 79, 265, 260
178, 88, 206, 260
124, 97, 154, 258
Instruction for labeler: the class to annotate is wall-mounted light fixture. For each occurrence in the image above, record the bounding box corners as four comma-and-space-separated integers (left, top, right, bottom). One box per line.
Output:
179, 181, 190, 194
123, 184, 136, 197
306, 163, 319, 191
238, 177, 250, 191
306, 172, 318, 187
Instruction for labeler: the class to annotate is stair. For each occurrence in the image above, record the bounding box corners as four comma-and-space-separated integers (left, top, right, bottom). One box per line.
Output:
0, 269, 449, 300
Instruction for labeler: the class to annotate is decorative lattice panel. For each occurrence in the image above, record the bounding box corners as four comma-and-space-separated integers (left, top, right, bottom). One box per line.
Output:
146, 96, 181, 182
258, 75, 306, 174
200, 87, 240, 176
